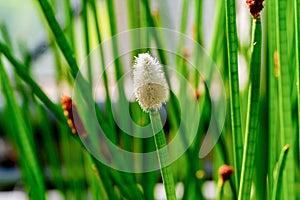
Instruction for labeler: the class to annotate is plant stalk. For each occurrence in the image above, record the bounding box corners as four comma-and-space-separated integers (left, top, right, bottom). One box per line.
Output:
225, 0, 243, 192
149, 110, 176, 200
238, 18, 262, 200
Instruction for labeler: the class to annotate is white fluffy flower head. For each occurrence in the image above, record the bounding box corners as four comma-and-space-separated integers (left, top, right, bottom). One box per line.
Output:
133, 53, 169, 112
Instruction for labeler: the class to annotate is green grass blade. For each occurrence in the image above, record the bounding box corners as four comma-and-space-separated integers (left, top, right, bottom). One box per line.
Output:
37, 0, 79, 77
89, 0, 117, 141
82, 0, 92, 84
0, 23, 13, 49
294, 0, 300, 164
0, 42, 65, 122
193, 0, 203, 88
266, 0, 278, 195
225, 0, 243, 192
105, 0, 133, 153
63, 0, 76, 53
36, 0, 118, 144
150, 110, 176, 200
38, 105, 64, 191
0, 58, 46, 199
105, 0, 124, 80
209, 0, 226, 62
271, 145, 290, 200
275, 0, 296, 199
238, 18, 262, 200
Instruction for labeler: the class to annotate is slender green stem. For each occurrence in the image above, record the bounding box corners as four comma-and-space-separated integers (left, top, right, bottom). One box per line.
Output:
294, 0, 300, 164
216, 180, 225, 200
0, 57, 45, 199
193, 0, 203, 89
225, 0, 243, 192
275, 0, 296, 199
63, 0, 76, 54
105, 0, 133, 153
0, 42, 65, 122
90, 0, 117, 142
209, 0, 226, 62
38, 105, 64, 191
82, 0, 92, 84
272, 145, 290, 200
149, 110, 176, 200
38, 0, 79, 78
267, 0, 278, 194
238, 18, 262, 200
105, 0, 124, 80
36, 0, 116, 142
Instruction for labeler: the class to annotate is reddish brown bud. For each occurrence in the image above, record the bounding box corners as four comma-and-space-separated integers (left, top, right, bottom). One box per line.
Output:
195, 90, 201, 100
246, 0, 264, 19
61, 94, 87, 137
218, 164, 234, 183
182, 47, 190, 59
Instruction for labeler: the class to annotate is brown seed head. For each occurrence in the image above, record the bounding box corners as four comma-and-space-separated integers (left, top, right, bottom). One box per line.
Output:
195, 90, 201, 100
61, 94, 87, 137
218, 164, 234, 183
246, 0, 264, 19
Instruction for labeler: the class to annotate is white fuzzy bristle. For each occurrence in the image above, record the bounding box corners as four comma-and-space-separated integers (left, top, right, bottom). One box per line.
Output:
132, 53, 169, 112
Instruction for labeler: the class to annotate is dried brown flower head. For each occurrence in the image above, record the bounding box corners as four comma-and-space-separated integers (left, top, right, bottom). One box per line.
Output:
246, 0, 264, 19
218, 164, 234, 183
61, 94, 87, 137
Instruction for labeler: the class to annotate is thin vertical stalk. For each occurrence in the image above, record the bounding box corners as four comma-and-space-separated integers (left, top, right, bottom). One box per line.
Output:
216, 180, 225, 200
238, 18, 262, 200
149, 110, 176, 200
275, 0, 296, 199
225, 0, 243, 192
84, 153, 105, 200
272, 145, 290, 200
89, 0, 117, 142
267, 0, 278, 194
105, 0, 124, 80
0, 42, 65, 122
193, 0, 203, 88
36, 0, 116, 141
0, 58, 45, 200
63, 0, 76, 54
294, 0, 300, 163
209, 0, 226, 62
38, 105, 64, 192
38, 0, 79, 78
105, 0, 133, 153
82, 0, 92, 84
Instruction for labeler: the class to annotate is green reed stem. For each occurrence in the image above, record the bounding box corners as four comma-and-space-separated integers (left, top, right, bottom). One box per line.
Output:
89, 0, 117, 142
210, 0, 226, 63
38, 0, 79, 78
0, 42, 65, 122
272, 145, 290, 200
82, 0, 92, 84
294, 0, 300, 163
38, 105, 64, 191
216, 179, 225, 200
0, 58, 45, 200
238, 18, 262, 200
225, 0, 243, 192
193, 0, 203, 88
36, 0, 115, 139
105, 0, 124, 80
267, 0, 278, 194
275, 0, 296, 199
63, 0, 76, 53
105, 0, 134, 153
149, 110, 176, 200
